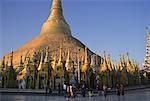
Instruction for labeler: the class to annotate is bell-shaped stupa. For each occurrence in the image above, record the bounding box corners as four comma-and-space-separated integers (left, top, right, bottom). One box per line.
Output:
2, 0, 100, 68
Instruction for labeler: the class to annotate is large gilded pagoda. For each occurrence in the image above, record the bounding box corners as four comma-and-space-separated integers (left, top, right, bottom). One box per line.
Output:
0, 0, 100, 89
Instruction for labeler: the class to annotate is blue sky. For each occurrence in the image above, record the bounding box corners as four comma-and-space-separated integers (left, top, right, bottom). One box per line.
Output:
0, 0, 150, 68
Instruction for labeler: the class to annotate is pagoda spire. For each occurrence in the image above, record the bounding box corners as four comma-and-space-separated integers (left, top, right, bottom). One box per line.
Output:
52, 52, 57, 69
144, 28, 150, 73
44, 47, 50, 63
82, 47, 89, 73
57, 46, 63, 67
49, 0, 63, 20
84, 47, 88, 64
8, 51, 13, 67
2, 56, 5, 68
107, 54, 112, 71
65, 49, 72, 71
111, 60, 116, 71
126, 52, 133, 73
126, 52, 130, 71
38, 51, 44, 71
100, 51, 108, 72
119, 53, 125, 71
19, 56, 23, 70
40, 0, 71, 35
0, 56, 5, 72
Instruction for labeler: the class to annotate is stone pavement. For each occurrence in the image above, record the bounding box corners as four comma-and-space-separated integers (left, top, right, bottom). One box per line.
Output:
0, 88, 150, 101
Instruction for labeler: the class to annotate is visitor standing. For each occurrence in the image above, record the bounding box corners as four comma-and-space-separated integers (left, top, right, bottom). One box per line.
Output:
45, 84, 48, 94
67, 84, 70, 98
82, 84, 86, 97
120, 84, 124, 95
116, 84, 120, 96
102, 85, 107, 98
69, 84, 74, 97
58, 83, 61, 94
63, 83, 67, 97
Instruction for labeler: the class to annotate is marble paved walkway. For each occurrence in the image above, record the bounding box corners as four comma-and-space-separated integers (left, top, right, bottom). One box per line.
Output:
1, 88, 150, 101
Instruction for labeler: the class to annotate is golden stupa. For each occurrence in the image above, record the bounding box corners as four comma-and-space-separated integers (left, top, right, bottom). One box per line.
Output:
2, 0, 100, 68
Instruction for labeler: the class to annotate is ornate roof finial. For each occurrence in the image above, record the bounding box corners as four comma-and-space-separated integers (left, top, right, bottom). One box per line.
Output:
2, 56, 5, 66
38, 50, 44, 71
84, 47, 88, 64
49, 0, 63, 19
20, 56, 23, 65
0, 56, 5, 71
65, 49, 72, 71
107, 54, 112, 71
100, 51, 108, 72
10, 51, 13, 67
52, 52, 57, 69
44, 46, 50, 63
82, 47, 89, 73
57, 46, 63, 67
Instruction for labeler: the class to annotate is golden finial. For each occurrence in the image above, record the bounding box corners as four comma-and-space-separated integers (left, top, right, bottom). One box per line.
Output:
107, 53, 112, 71
2, 56, 5, 66
100, 51, 108, 72
44, 46, 50, 63
57, 46, 63, 67
20, 56, 23, 65
10, 51, 14, 66
38, 50, 44, 71
65, 48, 72, 71
82, 47, 89, 73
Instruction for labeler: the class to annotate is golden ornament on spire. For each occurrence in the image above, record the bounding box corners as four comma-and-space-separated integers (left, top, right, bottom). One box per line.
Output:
38, 51, 44, 71
119, 53, 125, 71
65, 49, 72, 71
57, 46, 63, 67
107, 54, 112, 71
44, 47, 50, 63
100, 51, 108, 72
82, 47, 89, 73
52, 52, 57, 70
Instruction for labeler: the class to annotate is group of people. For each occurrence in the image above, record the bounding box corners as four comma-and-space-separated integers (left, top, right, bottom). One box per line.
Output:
63, 83, 94, 98
102, 84, 124, 98
47, 83, 125, 98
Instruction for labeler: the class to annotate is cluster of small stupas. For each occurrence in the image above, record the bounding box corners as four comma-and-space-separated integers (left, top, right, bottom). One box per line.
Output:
99, 52, 141, 87
0, 46, 99, 89
0, 48, 144, 89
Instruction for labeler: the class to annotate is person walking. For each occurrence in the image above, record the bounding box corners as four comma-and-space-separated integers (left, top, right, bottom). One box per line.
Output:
116, 84, 120, 96
69, 84, 74, 97
103, 85, 107, 98
82, 84, 86, 97
45, 84, 48, 94
120, 84, 124, 95
66, 84, 70, 98
58, 83, 61, 94
63, 83, 67, 97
